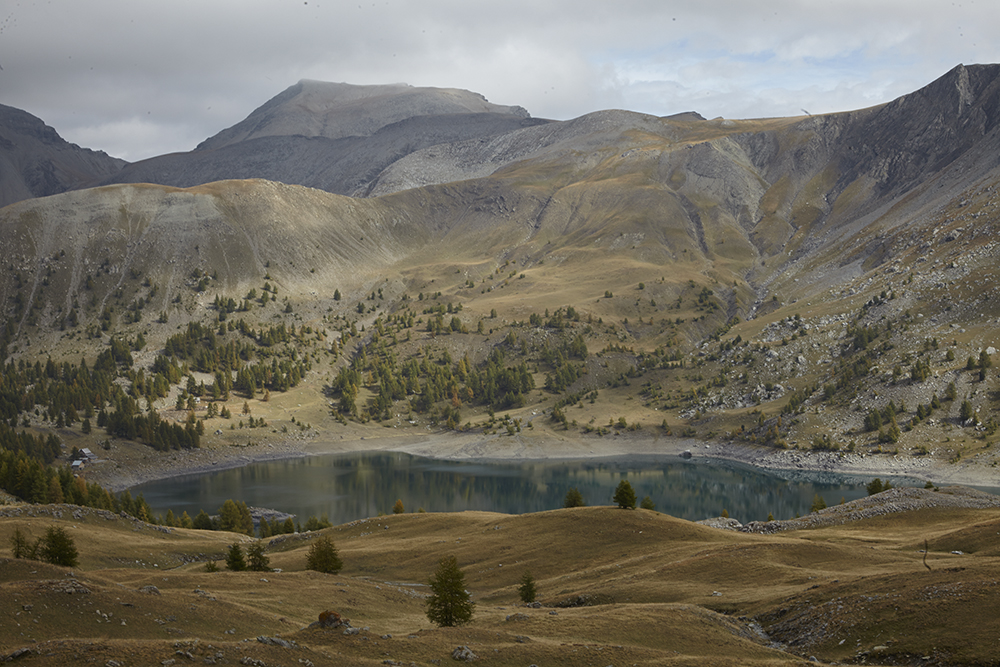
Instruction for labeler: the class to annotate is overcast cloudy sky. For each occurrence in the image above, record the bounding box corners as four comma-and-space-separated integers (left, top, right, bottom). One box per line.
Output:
1, 0, 996, 162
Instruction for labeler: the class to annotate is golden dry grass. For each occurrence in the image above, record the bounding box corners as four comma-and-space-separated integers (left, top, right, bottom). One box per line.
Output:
3, 498, 1000, 666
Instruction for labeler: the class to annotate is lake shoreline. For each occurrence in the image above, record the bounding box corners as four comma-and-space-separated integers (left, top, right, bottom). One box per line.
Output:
85, 427, 1000, 494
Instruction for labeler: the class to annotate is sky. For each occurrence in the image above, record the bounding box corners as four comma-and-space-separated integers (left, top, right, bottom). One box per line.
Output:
1, 0, 996, 162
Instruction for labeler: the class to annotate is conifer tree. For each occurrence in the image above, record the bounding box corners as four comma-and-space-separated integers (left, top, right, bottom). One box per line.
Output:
306, 535, 343, 574
613, 479, 637, 509
246, 542, 272, 572
426, 555, 474, 627
9, 528, 35, 559
563, 487, 585, 508
193, 510, 214, 530
219, 499, 254, 535
810, 494, 827, 513
225, 543, 247, 571
40, 526, 79, 567
518, 570, 537, 604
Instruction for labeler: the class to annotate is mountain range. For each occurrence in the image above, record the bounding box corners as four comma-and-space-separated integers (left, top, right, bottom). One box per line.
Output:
1, 63, 999, 463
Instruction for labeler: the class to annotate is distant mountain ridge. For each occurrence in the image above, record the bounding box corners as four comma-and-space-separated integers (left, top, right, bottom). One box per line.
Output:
8, 65, 1000, 208
4, 64, 1000, 315
0, 104, 126, 208
104, 81, 548, 197
5, 65, 1000, 301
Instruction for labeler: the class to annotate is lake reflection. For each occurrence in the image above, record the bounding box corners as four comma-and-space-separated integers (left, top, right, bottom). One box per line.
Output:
132, 452, 899, 526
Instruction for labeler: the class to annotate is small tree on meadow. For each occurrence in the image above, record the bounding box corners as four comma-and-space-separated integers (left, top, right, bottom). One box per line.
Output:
393, 499, 405, 514
9, 528, 37, 560
303, 515, 333, 531
518, 570, 537, 604
246, 542, 272, 572
613, 480, 636, 509
563, 487, 585, 508
225, 543, 247, 571
40, 526, 79, 567
306, 535, 343, 574
640, 495, 656, 511
426, 555, 474, 627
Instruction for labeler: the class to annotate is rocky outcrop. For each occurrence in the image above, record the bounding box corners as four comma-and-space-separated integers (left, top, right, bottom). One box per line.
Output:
451, 645, 477, 661
310, 610, 351, 630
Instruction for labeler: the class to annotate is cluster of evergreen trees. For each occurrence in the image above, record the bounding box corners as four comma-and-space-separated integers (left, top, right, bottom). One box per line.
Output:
0, 307, 313, 483
10, 526, 78, 567
164, 320, 309, 389
323, 303, 597, 424
0, 445, 157, 514
0, 355, 116, 429
540, 334, 588, 393
100, 395, 201, 450
331, 346, 535, 423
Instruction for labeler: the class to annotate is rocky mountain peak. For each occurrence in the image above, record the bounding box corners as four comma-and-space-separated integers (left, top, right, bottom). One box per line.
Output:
0, 104, 127, 209
195, 81, 532, 152
0, 104, 64, 146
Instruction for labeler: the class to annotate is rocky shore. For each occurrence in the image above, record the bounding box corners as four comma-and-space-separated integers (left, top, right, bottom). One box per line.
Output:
698, 485, 1000, 534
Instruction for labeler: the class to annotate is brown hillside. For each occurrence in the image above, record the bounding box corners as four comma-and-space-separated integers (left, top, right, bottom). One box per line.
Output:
3, 494, 1000, 665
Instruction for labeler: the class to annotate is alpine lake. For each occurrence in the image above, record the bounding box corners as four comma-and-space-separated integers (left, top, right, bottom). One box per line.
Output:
128, 450, 954, 527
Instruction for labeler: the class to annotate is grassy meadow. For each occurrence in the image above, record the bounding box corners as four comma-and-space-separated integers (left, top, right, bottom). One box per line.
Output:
3, 490, 999, 666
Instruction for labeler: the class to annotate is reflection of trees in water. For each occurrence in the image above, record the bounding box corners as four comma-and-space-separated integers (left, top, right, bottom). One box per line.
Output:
137, 453, 876, 526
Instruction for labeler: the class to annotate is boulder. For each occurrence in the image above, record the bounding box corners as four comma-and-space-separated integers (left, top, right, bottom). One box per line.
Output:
3, 647, 32, 662
256, 636, 294, 648
452, 645, 477, 661
312, 610, 350, 629
697, 517, 744, 531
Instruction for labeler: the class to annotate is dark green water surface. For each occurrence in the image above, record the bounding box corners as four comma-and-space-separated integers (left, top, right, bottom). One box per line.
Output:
131, 451, 931, 525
